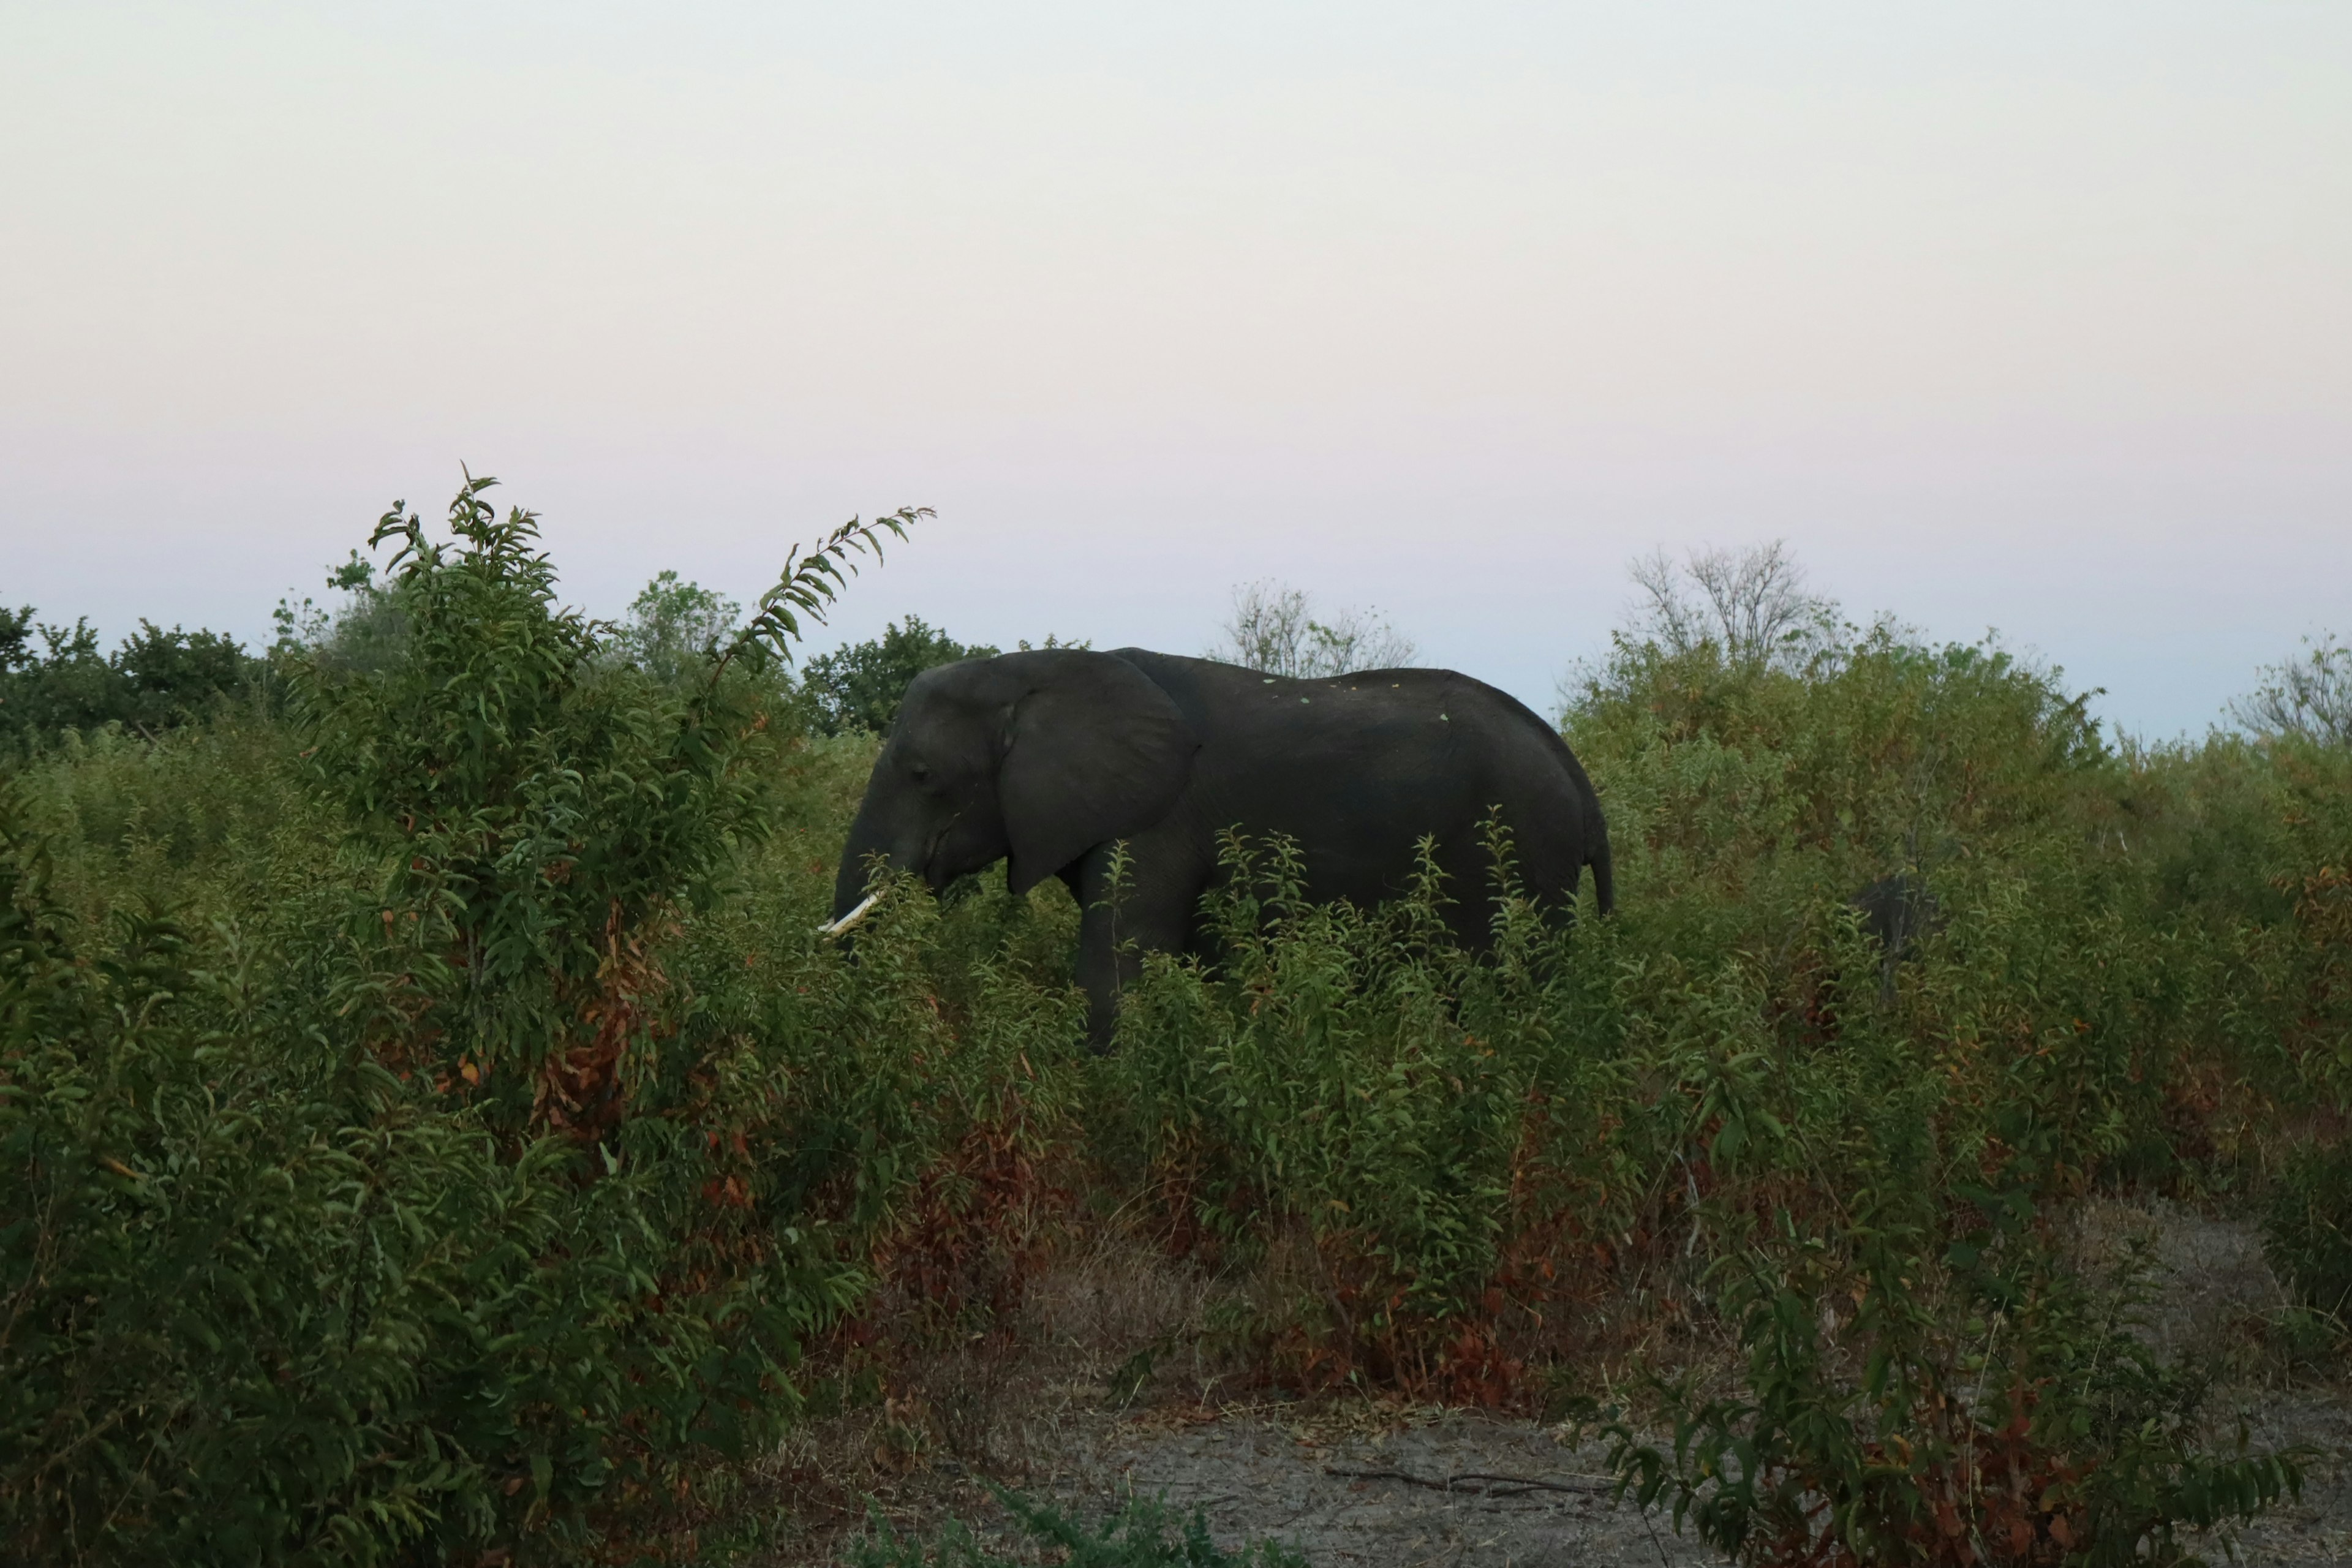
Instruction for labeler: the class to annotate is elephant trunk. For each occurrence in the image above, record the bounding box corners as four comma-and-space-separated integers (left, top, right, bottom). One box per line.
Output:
831, 809, 901, 924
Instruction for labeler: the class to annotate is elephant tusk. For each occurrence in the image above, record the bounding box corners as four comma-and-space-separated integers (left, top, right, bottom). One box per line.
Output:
818, 890, 883, 938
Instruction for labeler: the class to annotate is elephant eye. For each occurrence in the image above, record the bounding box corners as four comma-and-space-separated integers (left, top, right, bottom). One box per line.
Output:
908, 761, 932, 783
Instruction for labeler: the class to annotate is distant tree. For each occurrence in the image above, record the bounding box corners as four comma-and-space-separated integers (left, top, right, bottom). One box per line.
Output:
0, 606, 254, 747
799, 616, 1000, 736
1208, 580, 1417, 679
273, 552, 409, 673
0, 606, 32, 671
1556, 541, 1844, 723
0, 616, 115, 739
612, 570, 742, 687
2236, 636, 2352, 747
113, 622, 251, 729
1624, 540, 1834, 670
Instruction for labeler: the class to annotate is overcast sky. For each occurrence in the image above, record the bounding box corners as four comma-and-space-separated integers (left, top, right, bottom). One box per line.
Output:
4, 2, 2346, 737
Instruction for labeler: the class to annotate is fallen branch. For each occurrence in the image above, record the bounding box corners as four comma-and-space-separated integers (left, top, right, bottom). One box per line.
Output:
1322, 1464, 1609, 1499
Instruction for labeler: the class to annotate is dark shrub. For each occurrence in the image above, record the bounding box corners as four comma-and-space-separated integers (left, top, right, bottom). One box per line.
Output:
0, 609, 254, 750
2266, 1140, 2352, 1317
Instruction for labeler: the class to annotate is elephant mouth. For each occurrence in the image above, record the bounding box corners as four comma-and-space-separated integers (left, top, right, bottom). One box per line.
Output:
918, 813, 964, 890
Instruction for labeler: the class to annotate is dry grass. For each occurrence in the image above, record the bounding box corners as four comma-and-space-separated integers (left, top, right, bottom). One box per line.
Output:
2065, 1193, 2335, 1390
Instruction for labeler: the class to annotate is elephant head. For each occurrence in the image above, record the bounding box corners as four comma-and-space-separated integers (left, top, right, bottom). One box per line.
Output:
829, 649, 1199, 923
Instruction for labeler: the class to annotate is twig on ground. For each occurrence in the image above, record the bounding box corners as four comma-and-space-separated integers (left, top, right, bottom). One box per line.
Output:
1322, 1464, 1608, 1499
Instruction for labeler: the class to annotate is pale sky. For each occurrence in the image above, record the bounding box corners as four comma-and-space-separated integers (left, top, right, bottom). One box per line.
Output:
4, 2, 2347, 738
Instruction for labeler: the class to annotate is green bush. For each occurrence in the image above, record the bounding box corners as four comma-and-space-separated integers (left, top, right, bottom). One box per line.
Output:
2264, 1140, 2352, 1318
799, 615, 997, 737
613, 570, 746, 689
0, 805, 854, 1564
0, 607, 257, 751
848, 1491, 1306, 1568
1, 478, 1021, 1562
287, 475, 794, 1131
1107, 827, 1623, 1395
1603, 1204, 2301, 1568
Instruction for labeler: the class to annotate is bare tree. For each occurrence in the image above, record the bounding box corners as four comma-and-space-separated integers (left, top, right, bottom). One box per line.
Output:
1626, 540, 1833, 669
2235, 636, 2352, 747
1208, 580, 1418, 679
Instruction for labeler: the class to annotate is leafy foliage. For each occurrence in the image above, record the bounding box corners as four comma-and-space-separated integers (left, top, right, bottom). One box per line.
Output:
799, 614, 999, 736
1, 477, 986, 1563
715, 507, 929, 685
612, 569, 742, 687
0, 799, 852, 1564
2265, 1139, 2352, 1317
850, 1491, 1307, 1568
1603, 1194, 2301, 1567
271, 552, 410, 675
0, 607, 255, 750
1106, 826, 1604, 1398
288, 473, 783, 1131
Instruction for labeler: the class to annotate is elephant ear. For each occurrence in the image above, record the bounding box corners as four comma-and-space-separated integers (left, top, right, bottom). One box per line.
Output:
1000, 653, 1197, 895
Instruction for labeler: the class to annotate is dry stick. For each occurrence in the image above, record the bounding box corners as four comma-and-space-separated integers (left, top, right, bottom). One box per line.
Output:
1322, 1464, 1609, 1499
1638, 1499, 1673, 1568
1329, 1463, 1676, 1564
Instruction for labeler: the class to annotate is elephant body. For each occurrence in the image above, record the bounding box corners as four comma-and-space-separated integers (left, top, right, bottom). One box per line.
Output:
832, 647, 1611, 1046
1851, 872, 1943, 1001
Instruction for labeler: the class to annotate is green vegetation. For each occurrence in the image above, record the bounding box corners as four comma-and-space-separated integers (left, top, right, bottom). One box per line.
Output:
5, 493, 2350, 1565
612, 569, 745, 688
2266, 1140, 2352, 1319
848, 1492, 1306, 1568
799, 616, 999, 736
1, 607, 255, 750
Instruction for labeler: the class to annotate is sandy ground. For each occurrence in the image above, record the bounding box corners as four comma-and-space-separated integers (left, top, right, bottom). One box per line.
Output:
2115, 1199, 2352, 1567
756, 1199, 2352, 1567
1035, 1407, 1714, 1568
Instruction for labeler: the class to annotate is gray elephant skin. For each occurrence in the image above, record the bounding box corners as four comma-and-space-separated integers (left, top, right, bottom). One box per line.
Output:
1851, 872, 1943, 1002
830, 647, 1614, 1047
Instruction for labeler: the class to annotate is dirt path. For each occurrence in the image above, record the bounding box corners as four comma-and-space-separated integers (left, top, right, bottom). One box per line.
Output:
1037, 1385, 2352, 1568
1040, 1409, 1711, 1567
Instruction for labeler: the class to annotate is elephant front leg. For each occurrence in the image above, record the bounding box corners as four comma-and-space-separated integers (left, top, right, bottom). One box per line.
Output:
1070, 840, 1193, 1052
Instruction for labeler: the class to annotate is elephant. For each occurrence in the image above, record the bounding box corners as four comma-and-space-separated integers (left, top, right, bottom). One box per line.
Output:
1850, 872, 1943, 1001
827, 647, 1613, 1047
